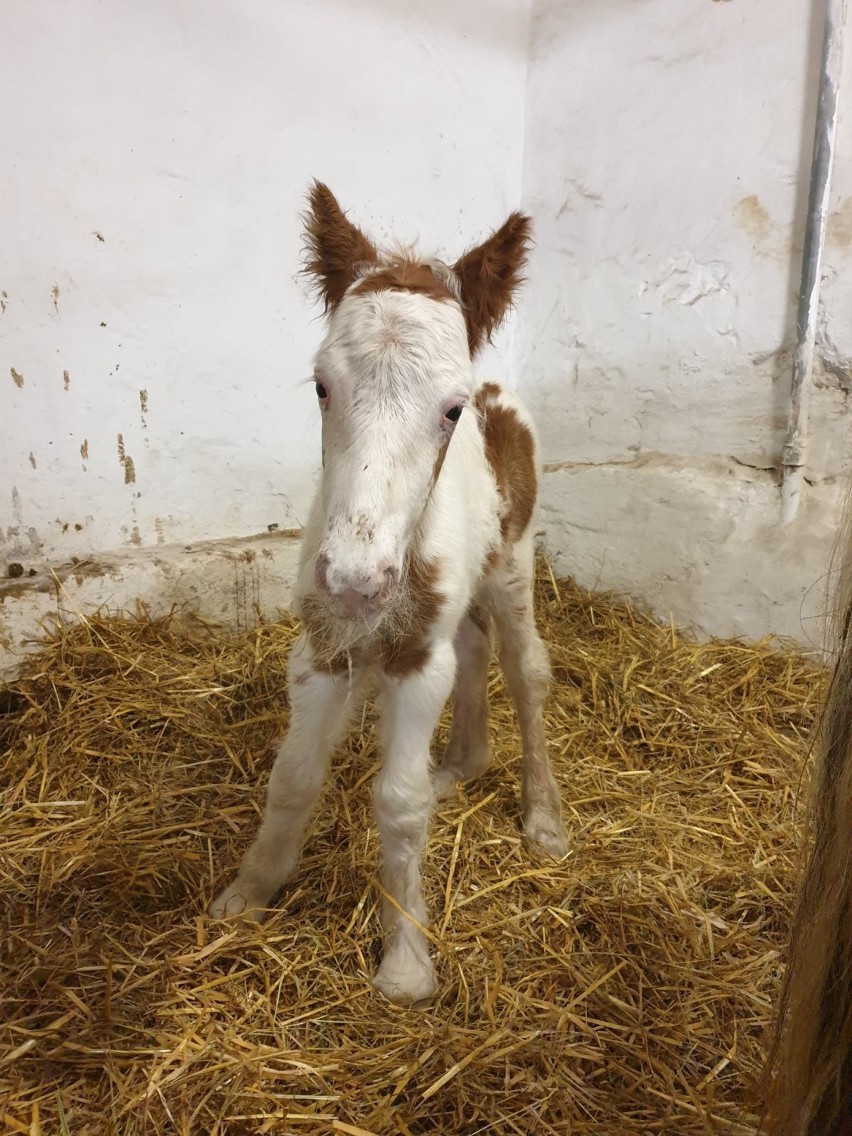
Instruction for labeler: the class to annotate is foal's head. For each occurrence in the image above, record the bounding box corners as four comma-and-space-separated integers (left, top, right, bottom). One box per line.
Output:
302, 182, 531, 621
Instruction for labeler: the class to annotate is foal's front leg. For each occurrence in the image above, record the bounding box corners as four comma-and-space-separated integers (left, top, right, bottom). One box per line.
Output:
211, 634, 364, 921
372, 640, 456, 1005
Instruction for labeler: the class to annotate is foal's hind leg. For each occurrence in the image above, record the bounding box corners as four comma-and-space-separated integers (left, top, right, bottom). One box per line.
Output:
491, 549, 567, 857
211, 635, 366, 921
434, 605, 493, 799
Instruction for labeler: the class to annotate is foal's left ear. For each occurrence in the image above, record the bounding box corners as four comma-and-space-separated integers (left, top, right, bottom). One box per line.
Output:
302, 181, 380, 312
452, 212, 532, 355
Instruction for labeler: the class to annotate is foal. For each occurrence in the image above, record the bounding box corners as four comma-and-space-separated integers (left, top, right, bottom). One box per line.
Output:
211, 183, 567, 1004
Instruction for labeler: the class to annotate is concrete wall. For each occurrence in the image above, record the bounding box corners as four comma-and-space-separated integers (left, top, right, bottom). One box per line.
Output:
0, 0, 531, 674
519, 0, 852, 644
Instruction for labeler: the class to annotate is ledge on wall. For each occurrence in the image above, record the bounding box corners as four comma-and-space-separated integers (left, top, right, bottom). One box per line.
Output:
538, 453, 844, 650
0, 529, 303, 682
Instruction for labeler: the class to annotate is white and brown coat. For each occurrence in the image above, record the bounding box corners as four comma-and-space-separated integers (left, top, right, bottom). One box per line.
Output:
211, 183, 567, 1005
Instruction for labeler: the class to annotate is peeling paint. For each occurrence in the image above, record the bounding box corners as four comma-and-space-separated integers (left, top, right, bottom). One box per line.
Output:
642, 254, 730, 307
139, 389, 148, 427
117, 434, 136, 484
10, 367, 23, 389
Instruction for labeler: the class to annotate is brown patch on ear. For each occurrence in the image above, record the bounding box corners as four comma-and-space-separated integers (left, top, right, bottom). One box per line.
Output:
302, 181, 379, 312
353, 262, 455, 304
474, 384, 537, 542
453, 212, 532, 355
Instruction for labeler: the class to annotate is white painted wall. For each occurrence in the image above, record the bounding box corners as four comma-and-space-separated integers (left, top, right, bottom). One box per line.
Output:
3, 0, 852, 672
1, 0, 529, 568
518, 0, 852, 644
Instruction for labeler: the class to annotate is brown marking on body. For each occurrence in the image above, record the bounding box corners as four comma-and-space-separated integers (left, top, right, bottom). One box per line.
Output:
474, 384, 537, 543
380, 552, 444, 677
353, 262, 455, 304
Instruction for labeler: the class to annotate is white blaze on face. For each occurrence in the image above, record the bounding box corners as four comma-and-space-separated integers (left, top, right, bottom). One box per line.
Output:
312, 289, 472, 617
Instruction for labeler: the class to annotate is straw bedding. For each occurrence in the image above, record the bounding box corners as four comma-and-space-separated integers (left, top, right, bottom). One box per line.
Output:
1, 566, 821, 1135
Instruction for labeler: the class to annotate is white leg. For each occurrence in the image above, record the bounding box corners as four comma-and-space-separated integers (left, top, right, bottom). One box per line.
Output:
435, 605, 492, 799
372, 639, 456, 1005
492, 559, 568, 857
211, 635, 366, 920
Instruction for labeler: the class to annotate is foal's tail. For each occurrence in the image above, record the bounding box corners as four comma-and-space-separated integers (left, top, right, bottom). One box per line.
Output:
763, 490, 852, 1135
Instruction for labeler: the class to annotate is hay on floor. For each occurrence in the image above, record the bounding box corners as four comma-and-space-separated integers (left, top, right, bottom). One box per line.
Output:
0, 566, 821, 1135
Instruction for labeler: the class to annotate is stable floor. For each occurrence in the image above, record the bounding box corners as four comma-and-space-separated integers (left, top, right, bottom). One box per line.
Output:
1, 568, 819, 1134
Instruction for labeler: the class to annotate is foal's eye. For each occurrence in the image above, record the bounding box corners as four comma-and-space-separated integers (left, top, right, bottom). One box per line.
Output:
315, 381, 328, 401
444, 405, 463, 424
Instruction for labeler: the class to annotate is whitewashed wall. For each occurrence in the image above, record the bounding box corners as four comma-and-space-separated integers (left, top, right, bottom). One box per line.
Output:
518, 0, 852, 644
3, 0, 852, 674
1, 0, 529, 564
0, 0, 531, 673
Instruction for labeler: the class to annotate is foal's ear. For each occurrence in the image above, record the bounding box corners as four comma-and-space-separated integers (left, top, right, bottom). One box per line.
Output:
452, 212, 532, 355
302, 181, 379, 312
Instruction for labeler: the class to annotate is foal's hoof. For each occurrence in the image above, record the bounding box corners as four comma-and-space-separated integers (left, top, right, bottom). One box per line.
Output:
524, 808, 570, 858
209, 878, 271, 922
434, 753, 491, 800
434, 764, 462, 800
373, 949, 437, 1007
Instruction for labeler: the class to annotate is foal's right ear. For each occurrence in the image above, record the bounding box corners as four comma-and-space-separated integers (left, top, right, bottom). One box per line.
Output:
302, 181, 379, 312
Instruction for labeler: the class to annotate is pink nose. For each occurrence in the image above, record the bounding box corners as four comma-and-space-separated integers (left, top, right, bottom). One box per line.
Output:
314, 555, 398, 616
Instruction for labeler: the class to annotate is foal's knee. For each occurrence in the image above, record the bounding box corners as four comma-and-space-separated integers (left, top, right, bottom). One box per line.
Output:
374, 766, 433, 848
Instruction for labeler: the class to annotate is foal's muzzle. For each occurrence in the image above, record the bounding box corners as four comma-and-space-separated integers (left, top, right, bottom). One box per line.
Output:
314, 553, 399, 619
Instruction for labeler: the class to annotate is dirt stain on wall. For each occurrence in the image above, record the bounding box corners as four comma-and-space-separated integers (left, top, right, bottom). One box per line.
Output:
117, 434, 136, 485
63, 369, 70, 391
51, 284, 60, 313
1, 291, 7, 314
827, 197, 852, 250
80, 439, 89, 461
28, 453, 36, 469
10, 368, 23, 389
733, 195, 772, 244
139, 389, 149, 427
